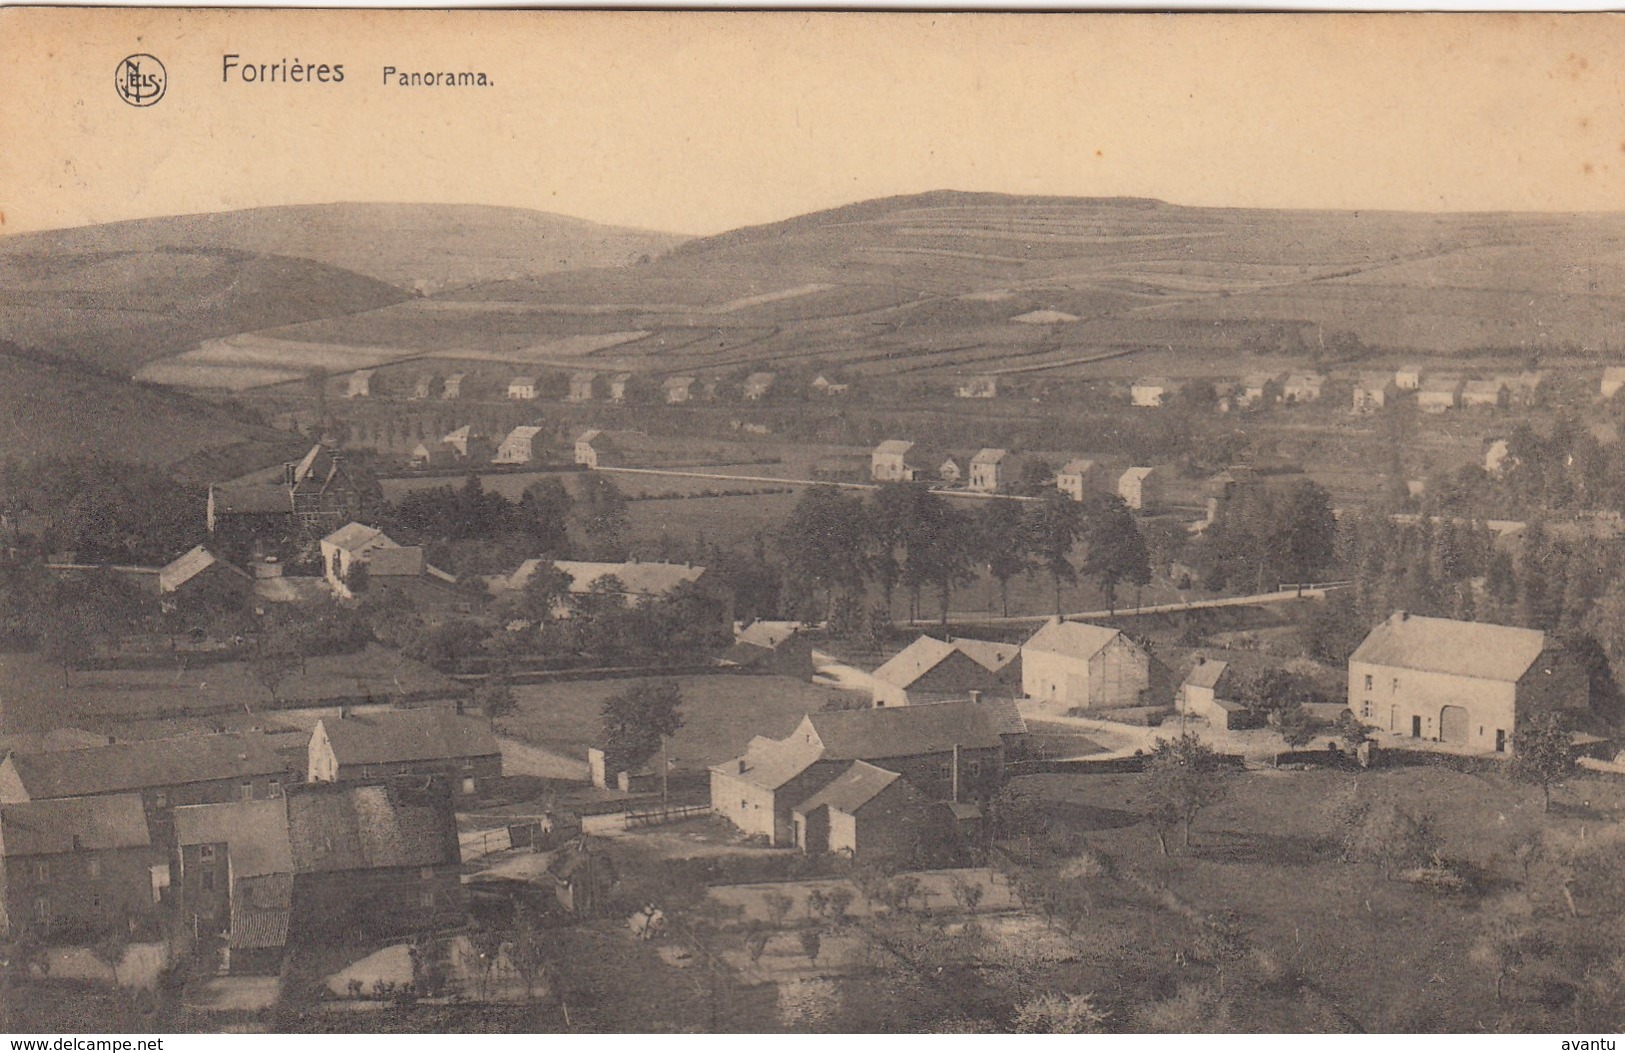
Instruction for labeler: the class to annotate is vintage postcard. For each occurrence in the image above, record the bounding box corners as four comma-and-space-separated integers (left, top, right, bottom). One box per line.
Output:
3, 7, 1625, 1037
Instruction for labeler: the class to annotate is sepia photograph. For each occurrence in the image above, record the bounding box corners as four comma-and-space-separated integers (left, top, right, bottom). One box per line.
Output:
2, 7, 1625, 1036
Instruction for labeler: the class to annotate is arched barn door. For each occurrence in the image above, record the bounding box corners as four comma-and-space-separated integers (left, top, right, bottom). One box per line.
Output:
1440, 705, 1470, 745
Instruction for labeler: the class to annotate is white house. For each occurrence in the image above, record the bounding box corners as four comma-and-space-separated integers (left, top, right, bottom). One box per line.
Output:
568, 372, 597, 402
1179, 658, 1247, 729
743, 372, 777, 400
493, 425, 545, 465
1348, 611, 1588, 754
1021, 619, 1152, 713
1395, 365, 1423, 391
319, 522, 425, 597
872, 440, 918, 482
1118, 466, 1163, 512
608, 373, 632, 402
345, 370, 374, 399
664, 376, 696, 404
968, 449, 1009, 494
1056, 459, 1103, 502
442, 425, 473, 459
507, 376, 538, 401
1131, 378, 1172, 408
1484, 438, 1513, 477
1352, 373, 1398, 414
957, 375, 998, 399
1282, 373, 1327, 403
1418, 376, 1464, 413
440, 373, 465, 400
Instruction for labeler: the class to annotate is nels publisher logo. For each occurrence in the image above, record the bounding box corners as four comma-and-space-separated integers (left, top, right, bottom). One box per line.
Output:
115, 54, 166, 107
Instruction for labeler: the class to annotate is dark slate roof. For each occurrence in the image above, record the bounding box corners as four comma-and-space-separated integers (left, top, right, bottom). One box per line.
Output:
319, 709, 499, 767
0, 794, 151, 857
1182, 659, 1230, 691
210, 482, 292, 516
4, 732, 288, 799
285, 782, 458, 874
793, 761, 900, 816
805, 700, 1002, 760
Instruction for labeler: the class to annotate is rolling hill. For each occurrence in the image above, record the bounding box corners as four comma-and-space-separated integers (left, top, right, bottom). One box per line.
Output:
258, 191, 1625, 380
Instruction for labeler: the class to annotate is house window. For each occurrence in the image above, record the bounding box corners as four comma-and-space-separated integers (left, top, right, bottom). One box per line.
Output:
32, 897, 49, 923
741, 800, 748, 811
154, 791, 169, 809
269, 779, 282, 797
1364, 675, 1373, 691
968, 761, 982, 778
462, 760, 475, 772
461, 777, 476, 795
199, 844, 217, 862
1361, 703, 1372, 719
419, 889, 435, 909
87, 857, 101, 879
35, 861, 49, 882
240, 782, 254, 800
1391, 677, 1399, 693
939, 764, 952, 781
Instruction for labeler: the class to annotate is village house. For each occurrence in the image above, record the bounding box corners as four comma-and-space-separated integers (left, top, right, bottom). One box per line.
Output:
869, 635, 1022, 708
319, 521, 432, 598
1461, 378, 1509, 410
743, 372, 777, 400
938, 455, 966, 485
1056, 458, 1105, 502
872, 440, 919, 482
507, 376, 539, 401
0, 794, 157, 939
1395, 365, 1423, 391
956, 375, 999, 399
288, 780, 464, 940
1022, 618, 1153, 713
0, 732, 294, 845
1131, 377, 1174, 408
1118, 466, 1163, 512
574, 429, 614, 469
345, 370, 374, 399
608, 372, 633, 402
493, 425, 546, 465
1282, 373, 1327, 403
810, 374, 849, 396
409, 373, 435, 401
157, 545, 254, 599
722, 620, 816, 679
789, 760, 951, 864
440, 373, 465, 400
308, 708, 502, 799
207, 445, 375, 554
1178, 658, 1249, 730
1348, 611, 1589, 754
1352, 373, 1399, 414
1418, 376, 1465, 413
568, 371, 598, 402
1485, 438, 1513, 477
441, 425, 474, 459
969, 448, 1013, 493
663, 376, 696, 404
710, 701, 1004, 846
172, 797, 293, 974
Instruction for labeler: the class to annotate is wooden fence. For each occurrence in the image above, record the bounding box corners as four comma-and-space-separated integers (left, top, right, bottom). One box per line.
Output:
623, 803, 711, 829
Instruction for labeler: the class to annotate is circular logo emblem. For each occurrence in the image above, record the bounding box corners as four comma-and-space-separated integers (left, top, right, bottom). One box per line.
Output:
115, 54, 166, 107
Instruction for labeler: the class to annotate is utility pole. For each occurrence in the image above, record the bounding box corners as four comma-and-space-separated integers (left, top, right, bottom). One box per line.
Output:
661, 737, 669, 805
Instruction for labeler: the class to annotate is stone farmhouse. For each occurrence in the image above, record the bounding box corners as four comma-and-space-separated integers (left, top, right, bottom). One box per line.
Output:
870, 634, 1021, 708
1022, 618, 1153, 713
308, 709, 503, 800
0, 794, 156, 939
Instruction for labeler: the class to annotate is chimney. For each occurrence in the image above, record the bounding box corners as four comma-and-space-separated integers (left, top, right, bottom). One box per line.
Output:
340, 704, 352, 720
737, 759, 747, 774
1396, 610, 1410, 622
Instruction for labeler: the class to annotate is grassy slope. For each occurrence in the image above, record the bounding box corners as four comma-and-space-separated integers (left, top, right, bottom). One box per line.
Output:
0, 350, 290, 472
272, 192, 1625, 371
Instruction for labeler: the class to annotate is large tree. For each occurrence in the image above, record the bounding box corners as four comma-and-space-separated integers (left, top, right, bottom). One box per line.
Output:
1025, 494, 1083, 615
1143, 731, 1227, 854
1078, 492, 1151, 615
1508, 712, 1576, 812
778, 486, 868, 621
573, 474, 631, 561
600, 679, 685, 774
976, 500, 1033, 617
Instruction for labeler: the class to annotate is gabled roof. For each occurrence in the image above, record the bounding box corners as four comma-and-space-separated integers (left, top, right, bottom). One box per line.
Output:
664, 375, 695, 388
1420, 376, 1465, 393
159, 545, 250, 593
364, 546, 425, 578
173, 798, 293, 877
734, 620, 803, 649
318, 709, 499, 767
4, 732, 288, 799
792, 761, 900, 816
1357, 372, 1396, 389
0, 794, 150, 857
509, 376, 538, 387
874, 440, 915, 456
1024, 619, 1122, 661
804, 700, 1002, 760
576, 428, 603, 443
1133, 377, 1170, 388
871, 636, 960, 689
285, 782, 458, 873
1120, 466, 1156, 484
501, 426, 545, 443
971, 448, 1008, 465
1182, 658, 1230, 691
551, 560, 705, 597
952, 638, 1021, 674
443, 425, 471, 443
711, 735, 824, 791
1058, 458, 1096, 476
322, 522, 389, 553
1350, 612, 1548, 683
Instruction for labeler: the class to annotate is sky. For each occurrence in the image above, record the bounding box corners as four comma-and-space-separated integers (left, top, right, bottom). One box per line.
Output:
3, 10, 1624, 236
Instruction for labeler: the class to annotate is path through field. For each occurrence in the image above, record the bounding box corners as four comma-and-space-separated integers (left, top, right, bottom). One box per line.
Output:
495, 735, 589, 781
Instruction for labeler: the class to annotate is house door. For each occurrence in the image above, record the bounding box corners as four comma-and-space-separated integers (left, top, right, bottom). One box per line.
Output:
1495, 729, 1507, 753
1411, 715, 1422, 738
1440, 706, 1469, 745
1390, 706, 1398, 732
